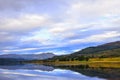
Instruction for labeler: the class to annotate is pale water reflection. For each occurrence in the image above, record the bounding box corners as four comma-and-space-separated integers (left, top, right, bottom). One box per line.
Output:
0, 64, 106, 80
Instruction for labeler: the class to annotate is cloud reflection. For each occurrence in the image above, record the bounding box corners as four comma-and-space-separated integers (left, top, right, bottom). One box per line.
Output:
0, 68, 105, 80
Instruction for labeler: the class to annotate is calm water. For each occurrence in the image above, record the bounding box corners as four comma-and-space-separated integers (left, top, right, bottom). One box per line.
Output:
0, 64, 119, 80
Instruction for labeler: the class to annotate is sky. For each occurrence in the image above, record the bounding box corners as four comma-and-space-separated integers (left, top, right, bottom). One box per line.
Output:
0, 0, 120, 55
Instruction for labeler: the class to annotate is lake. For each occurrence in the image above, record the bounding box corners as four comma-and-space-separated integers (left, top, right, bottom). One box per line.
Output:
0, 64, 119, 80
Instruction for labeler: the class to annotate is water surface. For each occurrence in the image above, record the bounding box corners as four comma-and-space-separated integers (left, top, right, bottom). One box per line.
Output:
0, 64, 119, 80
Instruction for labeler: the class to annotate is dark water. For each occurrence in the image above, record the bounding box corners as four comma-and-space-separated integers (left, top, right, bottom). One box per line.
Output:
0, 64, 119, 80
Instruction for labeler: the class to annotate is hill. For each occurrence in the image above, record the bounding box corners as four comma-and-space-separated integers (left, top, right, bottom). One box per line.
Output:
46, 41, 120, 61
73, 41, 120, 55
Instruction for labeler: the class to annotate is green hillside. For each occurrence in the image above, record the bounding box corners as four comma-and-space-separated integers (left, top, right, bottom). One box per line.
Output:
73, 41, 120, 55
46, 41, 120, 61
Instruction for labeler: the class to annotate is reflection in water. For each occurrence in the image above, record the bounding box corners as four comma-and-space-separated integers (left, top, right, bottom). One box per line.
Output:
0, 64, 54, 71
56, 65, 120, 80
0, 64, 106, 80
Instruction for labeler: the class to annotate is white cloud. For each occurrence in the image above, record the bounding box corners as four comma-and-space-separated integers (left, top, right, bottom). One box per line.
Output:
2, 48, 40, 53
70, 31, 120, 44
0, 0, 120, 54
47, 0, 120, 42
66, 0, 120, 22
0, 14, 49, 32
0, 32, 15, 42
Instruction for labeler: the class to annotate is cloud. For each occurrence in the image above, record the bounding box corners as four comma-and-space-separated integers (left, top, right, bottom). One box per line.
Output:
0, 0, 24, 11
2, 48, 40, 53
0, 32, 15, 43
69, 31, 120, 44
0, 14, 49, 32
66, 0, 120, 22
0, 0, 120, 55
0, 0, 45, 11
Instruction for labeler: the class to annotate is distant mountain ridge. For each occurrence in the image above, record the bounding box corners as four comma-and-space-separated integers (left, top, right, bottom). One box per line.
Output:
0, 53, 55, 60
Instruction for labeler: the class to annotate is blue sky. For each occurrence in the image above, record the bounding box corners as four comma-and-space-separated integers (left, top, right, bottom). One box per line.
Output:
0, 0, 120, 55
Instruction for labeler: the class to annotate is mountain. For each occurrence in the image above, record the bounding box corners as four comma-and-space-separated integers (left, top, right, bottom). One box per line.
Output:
46, 41, 120, 61
73, 41, 120, 55
0, 53, 55, 60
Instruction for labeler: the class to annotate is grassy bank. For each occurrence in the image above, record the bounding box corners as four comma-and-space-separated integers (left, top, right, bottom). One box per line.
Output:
27, 57, 120, 68
89, 57, 120, 62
